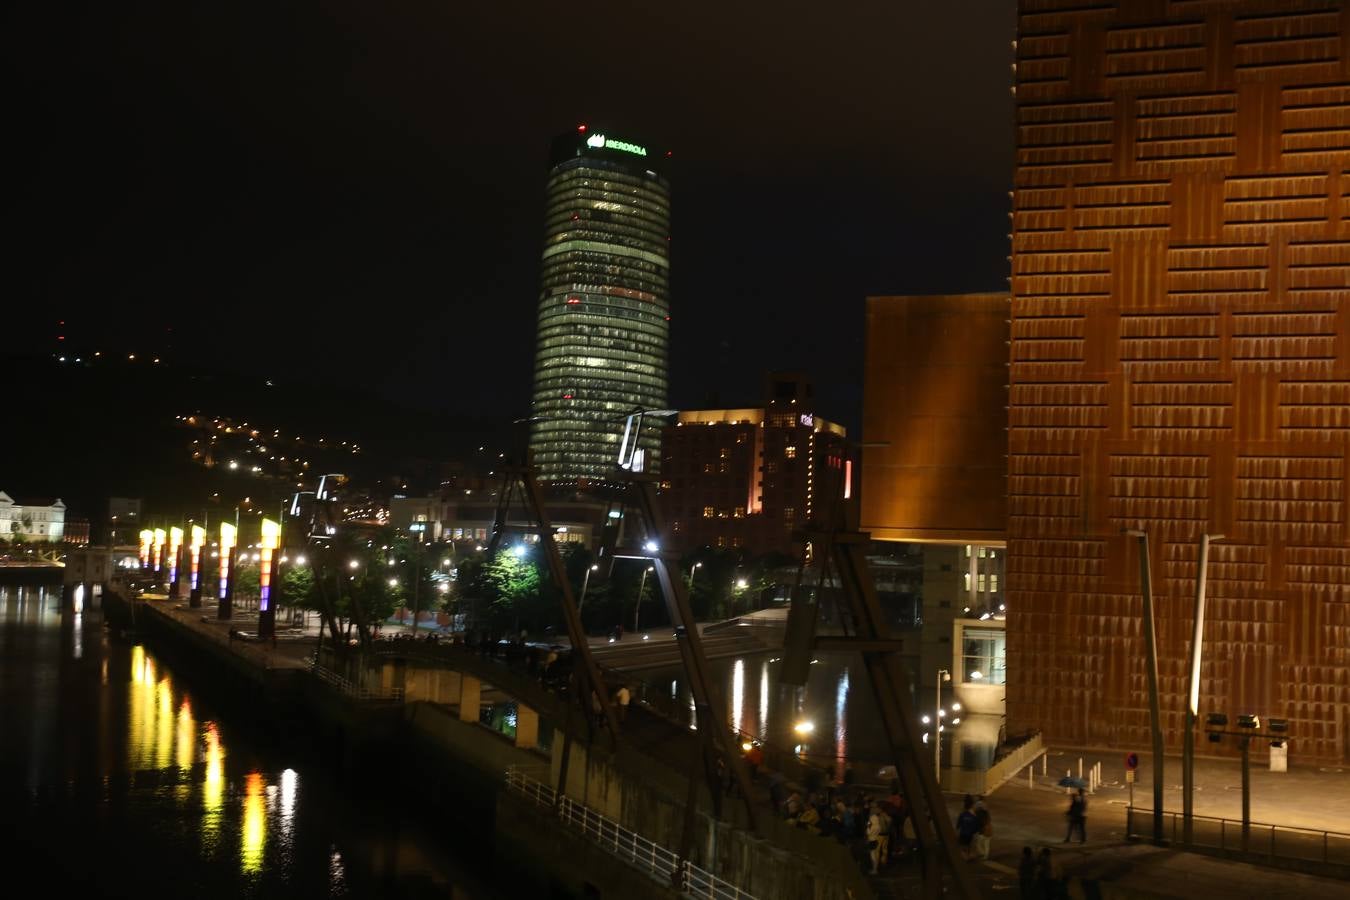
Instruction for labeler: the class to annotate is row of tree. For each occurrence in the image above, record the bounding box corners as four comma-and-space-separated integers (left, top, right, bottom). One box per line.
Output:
247, 529, 796, 657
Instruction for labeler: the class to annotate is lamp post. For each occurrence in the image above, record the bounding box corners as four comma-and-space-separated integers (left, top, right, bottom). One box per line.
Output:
1126, 528, 1165, 844
687, 561, 703, 590
1205, 713, 1266, 852
634, 565, 654, 634
1184, 532, 1224, 845
577, 564, 599, 614
936, 668, 951, 783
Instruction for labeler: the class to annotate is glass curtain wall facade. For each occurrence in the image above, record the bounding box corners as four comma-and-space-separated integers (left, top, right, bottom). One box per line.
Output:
529, 127, 670, 486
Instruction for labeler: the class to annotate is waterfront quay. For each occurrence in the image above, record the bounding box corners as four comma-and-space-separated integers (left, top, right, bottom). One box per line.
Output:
89, 582, 1350, 900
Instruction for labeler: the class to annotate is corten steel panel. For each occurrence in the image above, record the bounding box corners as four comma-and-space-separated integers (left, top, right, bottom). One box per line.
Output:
1011, 0, 1350, 763
862, 294, 1010, 543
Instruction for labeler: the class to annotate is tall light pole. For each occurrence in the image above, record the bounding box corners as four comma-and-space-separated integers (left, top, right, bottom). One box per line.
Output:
936, 668, 950, 783
577, 564, 599, 614
1126, 528, 1165, 844
1184, 533, 1223, 845
634, 565, 653, 634
687, 561, 703, 590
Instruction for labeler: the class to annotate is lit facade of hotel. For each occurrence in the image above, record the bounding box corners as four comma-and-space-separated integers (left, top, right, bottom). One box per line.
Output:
1009, 1, 1350, 762
528, 127, 670, 486
661, 374, 851, 558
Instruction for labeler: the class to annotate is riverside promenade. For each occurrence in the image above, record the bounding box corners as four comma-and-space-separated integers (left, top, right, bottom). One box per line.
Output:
115, 591, 1350, 899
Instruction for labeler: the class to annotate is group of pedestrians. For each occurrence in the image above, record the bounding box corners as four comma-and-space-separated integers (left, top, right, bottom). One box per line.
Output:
954, 794, 994, 860
772, 778, 917, 875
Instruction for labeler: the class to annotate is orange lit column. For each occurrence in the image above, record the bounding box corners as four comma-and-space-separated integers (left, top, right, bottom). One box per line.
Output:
257, 518, 281, 641
188, 525, 206, 608
152, 528, 166, 576
168, 526, 184, 597
139, 530, 154, 572
218, 522, 237, 620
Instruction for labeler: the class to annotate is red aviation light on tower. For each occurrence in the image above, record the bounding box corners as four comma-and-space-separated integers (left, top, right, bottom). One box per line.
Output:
577, 124, 587, 133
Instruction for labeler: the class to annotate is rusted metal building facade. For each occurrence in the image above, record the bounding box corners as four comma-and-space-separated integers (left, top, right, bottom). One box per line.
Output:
1008, 0, 1350, 762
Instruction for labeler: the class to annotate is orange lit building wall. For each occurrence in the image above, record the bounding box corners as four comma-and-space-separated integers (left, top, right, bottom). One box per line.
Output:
861, 293, 1009, 544
1009, 1, 1350, 762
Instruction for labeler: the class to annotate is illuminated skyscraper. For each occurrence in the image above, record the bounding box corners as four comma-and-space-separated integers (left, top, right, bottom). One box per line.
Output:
528, 126, 670, 486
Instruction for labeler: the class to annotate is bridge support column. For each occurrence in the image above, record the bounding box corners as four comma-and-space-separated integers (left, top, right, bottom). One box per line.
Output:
458, 675, 481, 723
435, 669, 462, 704
515, 704, 539, 749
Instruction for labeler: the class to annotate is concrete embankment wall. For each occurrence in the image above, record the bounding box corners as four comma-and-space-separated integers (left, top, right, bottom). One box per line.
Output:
121, 592, 690, 899
557, 735, 875, 900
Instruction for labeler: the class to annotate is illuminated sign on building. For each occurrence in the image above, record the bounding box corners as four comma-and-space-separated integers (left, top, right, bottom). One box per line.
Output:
585, 133, 647, 156
799, 414, 815, 428
219, 522, 236, 601
258, 518, 280, 612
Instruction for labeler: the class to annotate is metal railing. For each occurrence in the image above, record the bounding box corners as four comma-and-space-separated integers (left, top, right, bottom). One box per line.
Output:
505, 767, 757, 900
310, 663, 404, 702
1127, 807, 1350, 868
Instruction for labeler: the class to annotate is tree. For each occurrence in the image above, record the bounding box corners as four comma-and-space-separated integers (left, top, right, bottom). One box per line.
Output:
282, 563, 317, 626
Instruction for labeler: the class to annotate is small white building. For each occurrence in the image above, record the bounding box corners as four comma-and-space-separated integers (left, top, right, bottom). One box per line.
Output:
0, 491, 67, 542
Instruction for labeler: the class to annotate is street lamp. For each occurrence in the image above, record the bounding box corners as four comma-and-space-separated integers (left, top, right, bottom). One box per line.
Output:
578, 564, 599, 614
935, 668, 951, 783
1206, 712, 1265, 851
687, 561, 703, 591
1184, 532, 1224, 845
634, 565, 654, 634
1126, 527, 1165, 844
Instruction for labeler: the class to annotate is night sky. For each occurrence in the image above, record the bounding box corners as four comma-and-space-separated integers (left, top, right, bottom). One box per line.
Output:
9, 2, 1014, 436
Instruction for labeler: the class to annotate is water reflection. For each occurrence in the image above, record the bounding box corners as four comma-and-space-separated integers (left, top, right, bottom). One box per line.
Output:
242, 771, 266, 874
203, 722, 224, 849
834, 668, 849, 775
730, 659, 744, 735
1, 583, 494, 898
639, 652, 998, 781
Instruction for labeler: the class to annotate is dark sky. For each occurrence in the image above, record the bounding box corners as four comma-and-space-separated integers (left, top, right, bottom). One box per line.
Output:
9, 1, 1014, 436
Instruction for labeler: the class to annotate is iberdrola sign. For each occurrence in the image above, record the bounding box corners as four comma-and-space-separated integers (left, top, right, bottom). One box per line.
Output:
585, 132, 647, 156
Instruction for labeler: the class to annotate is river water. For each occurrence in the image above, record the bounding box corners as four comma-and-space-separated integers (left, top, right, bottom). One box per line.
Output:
633, 652, 1001, 783
0, 584, 494, 899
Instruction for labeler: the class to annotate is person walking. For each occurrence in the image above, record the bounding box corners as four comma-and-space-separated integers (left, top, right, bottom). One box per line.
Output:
955, 796, 979, 860
1036, 847, 1059, 899
1063, 789, 1086, 843
866, 802, 885, 874
1017, 846, 1036, 900
614, 683, 631, 723
972, 798, 992, 860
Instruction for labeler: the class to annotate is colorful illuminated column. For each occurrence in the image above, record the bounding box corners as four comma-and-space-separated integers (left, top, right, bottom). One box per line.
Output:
139, 530, 154, 571
257, 518, 281, 641
188, 525, 206, 608
218, 522, 237, 620
152, 528, 167, 574
168, 526, 184, 596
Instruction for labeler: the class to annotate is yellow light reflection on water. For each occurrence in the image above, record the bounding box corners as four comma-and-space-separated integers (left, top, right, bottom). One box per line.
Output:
128, 646, 151, 768
175, 699, 196, 771
155, 677, 174, 769
203, 723, 225, 849
241, 772, 266, 874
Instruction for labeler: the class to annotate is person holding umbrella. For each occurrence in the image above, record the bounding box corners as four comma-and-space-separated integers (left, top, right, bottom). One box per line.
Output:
1064, 788, 1087, 843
